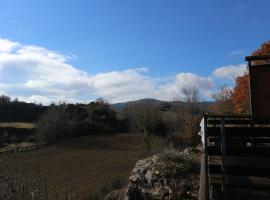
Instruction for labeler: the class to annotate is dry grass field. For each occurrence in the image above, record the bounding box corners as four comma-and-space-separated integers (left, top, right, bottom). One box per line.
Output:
0, 133, 147, 199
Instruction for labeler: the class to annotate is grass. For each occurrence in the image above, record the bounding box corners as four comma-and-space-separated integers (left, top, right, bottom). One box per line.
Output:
0, 133, 147, 199
0, 122, 35, 129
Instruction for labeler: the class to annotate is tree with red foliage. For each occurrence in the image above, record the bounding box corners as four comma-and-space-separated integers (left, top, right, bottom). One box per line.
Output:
231, 41, 270, 113
231, 74, 250, 113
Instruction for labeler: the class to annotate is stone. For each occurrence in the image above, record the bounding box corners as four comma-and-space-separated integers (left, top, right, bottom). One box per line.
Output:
105, 148, 199, 200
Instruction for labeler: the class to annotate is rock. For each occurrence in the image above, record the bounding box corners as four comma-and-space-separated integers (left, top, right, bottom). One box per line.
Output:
105, 148, 199, 200
125, 149, 199, 200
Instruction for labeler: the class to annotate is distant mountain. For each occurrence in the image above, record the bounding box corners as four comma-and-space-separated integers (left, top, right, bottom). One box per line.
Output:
111, 98, 213, 111
111, 98, 164, 111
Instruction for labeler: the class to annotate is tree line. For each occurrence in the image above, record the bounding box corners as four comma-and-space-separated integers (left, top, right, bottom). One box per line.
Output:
0, 95, 47, 122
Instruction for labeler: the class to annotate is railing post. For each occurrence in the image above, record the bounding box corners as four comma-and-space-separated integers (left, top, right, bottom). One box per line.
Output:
204, 115, 210, 200
220, 117, 227, 199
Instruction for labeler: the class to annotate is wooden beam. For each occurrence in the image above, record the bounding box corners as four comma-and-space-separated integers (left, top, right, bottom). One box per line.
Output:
245, 55, 270, 62
208, 127, 270, 137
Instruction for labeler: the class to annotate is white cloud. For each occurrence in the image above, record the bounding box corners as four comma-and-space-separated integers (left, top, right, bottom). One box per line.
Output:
0, 39, 94, 104
227, 50, 245, 56
0, 38, 244, 104
91, 69, 155, 102
0, 39, 19, 53
213, 64, 247, 79
157, 73, 213, 100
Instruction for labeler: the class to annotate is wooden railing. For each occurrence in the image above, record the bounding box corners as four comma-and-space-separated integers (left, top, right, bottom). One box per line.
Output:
202, 114, 270, 200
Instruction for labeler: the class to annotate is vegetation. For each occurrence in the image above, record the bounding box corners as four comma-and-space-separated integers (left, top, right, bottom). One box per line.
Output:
36, 98, 127, 142
0, 95, 47, 122
156, 147, 199, 179
210, 40, 270, 114
0, 92, 204, 198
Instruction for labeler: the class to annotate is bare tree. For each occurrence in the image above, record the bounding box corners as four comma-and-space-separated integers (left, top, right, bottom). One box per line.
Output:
210, 85, 233, 114
182, 87, 201, 141
182, 87, 200, 115
124, 102, 159, 134
170, 96, 185, 132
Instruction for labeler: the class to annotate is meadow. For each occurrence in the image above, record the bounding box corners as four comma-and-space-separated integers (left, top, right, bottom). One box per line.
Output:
0, 133, 147, 199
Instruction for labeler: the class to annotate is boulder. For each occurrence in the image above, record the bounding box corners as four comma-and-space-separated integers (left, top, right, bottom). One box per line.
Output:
105, 148, 199, 200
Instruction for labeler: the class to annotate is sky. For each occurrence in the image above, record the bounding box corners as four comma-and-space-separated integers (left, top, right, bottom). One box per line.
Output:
0, 0, 270, 104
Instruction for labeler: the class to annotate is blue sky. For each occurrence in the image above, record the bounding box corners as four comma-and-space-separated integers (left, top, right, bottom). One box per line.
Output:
0, 0, 269, 104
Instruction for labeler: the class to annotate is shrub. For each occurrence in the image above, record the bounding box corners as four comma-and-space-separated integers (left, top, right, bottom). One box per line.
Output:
143, 133, 167, 153
70, 119, 114, 136
36, 105, 69, 142
36, 101, 123, 142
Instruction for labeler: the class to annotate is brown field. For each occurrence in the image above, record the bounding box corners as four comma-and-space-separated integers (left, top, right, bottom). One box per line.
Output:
0, 133, 147, 199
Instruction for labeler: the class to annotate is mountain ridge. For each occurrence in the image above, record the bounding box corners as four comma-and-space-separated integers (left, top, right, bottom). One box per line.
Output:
111, 98, 212, 111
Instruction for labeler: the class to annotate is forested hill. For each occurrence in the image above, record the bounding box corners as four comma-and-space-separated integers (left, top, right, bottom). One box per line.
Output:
0, 94, 212, 122
111, 98, 212, 111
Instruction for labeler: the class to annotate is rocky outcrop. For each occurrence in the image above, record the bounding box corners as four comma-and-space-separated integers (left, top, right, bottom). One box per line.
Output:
105, 148, 200, 200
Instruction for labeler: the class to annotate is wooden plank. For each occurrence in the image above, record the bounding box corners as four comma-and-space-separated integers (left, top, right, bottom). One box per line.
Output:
209, 165, 270, 177
204, 114, 251, 118
210, 175, 270, 197
209, 137, 252, 144
207, 146, 270, 157
208, 127, 270, 137
208, 119, 252, 125
209, 156, 270, 167
209, 174, 270, 188
209, 137, 270, 145
206, 114, 270, 124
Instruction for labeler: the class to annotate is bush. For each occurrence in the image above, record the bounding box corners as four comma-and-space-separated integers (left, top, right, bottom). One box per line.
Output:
70, 119, 114, 136
36, 105, 69, 142
36, 102, 124, 142
143, 133, 167, 153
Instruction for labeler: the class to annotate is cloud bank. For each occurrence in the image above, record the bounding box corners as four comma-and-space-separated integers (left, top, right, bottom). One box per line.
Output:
213, 64, 247, 79
0, 38, 246, 104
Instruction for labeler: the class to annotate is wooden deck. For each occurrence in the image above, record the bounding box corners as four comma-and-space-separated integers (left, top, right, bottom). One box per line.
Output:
200, 114, 270, 200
